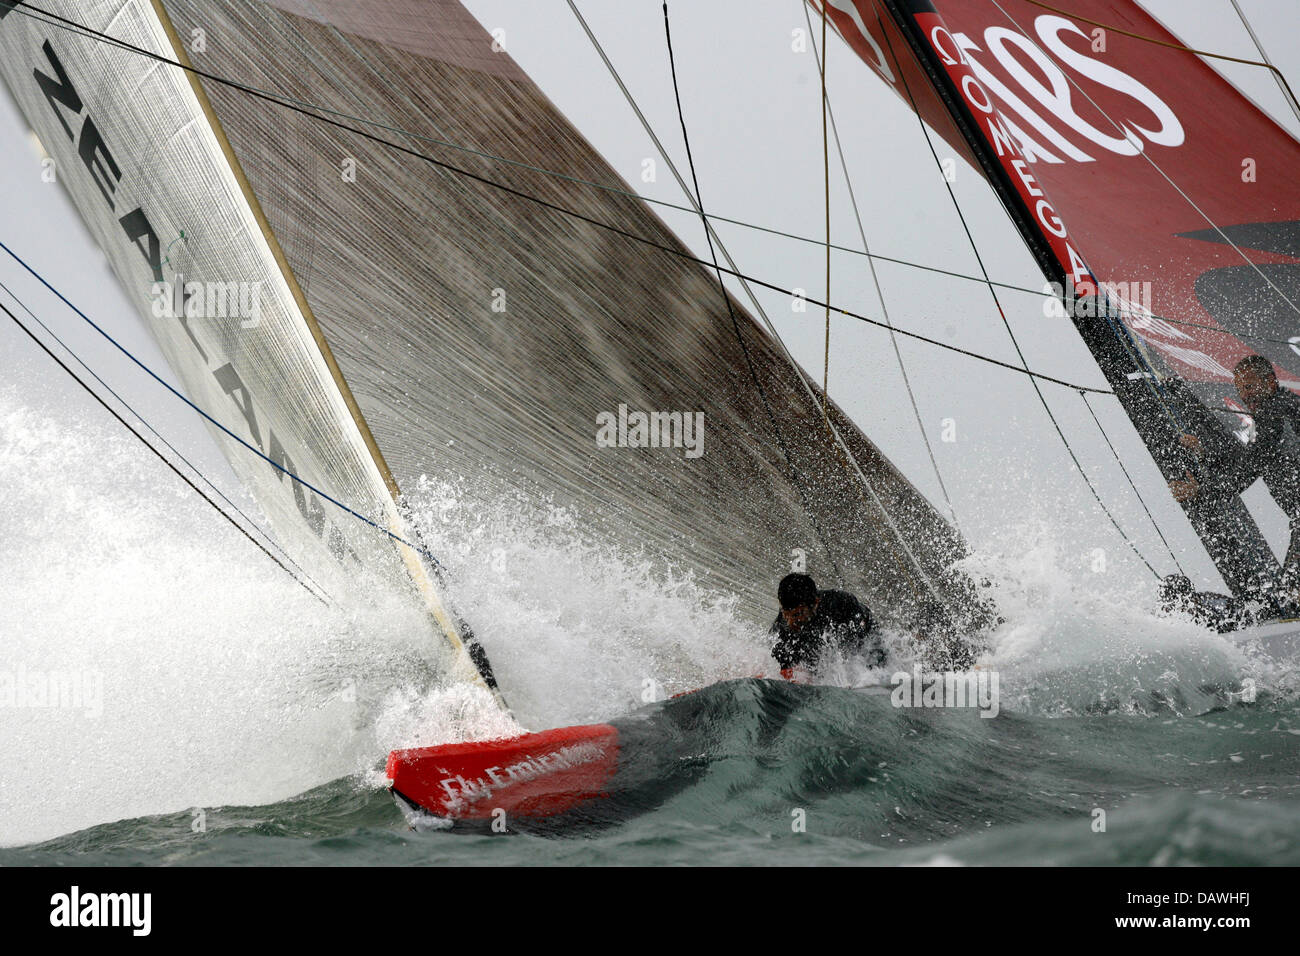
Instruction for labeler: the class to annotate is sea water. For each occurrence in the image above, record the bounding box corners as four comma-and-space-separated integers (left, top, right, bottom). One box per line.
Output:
1, 387, 1297, 865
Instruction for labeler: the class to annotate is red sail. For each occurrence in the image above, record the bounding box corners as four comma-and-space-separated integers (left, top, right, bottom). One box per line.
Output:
818, 0, 1300, 405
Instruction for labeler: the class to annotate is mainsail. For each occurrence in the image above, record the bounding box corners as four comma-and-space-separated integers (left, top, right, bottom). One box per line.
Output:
818, 0, 1300, 596
0, 0, 981, 698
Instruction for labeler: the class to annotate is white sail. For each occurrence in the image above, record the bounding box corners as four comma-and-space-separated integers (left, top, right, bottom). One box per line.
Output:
0, 0, 982, 700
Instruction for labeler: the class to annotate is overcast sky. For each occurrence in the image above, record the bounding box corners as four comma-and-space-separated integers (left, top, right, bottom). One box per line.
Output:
2, 0, 1298, 597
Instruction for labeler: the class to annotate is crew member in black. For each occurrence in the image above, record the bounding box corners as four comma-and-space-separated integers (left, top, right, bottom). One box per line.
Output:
1170, 355, 1300, 598
770, 573, 883, 678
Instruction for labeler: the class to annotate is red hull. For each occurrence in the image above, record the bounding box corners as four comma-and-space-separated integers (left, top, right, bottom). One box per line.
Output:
386, 723, 620, 820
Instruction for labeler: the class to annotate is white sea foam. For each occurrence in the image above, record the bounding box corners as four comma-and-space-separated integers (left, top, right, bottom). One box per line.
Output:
403, 475, 773, 729
0, 390, 497, 845
0, 390, 763, 844
952, 527, 1278, 715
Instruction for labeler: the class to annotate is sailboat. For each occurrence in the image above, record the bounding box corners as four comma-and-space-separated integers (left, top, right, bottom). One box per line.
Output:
0, 0, 1296, 825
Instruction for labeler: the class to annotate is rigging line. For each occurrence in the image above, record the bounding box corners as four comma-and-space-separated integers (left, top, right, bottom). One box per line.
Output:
1063, 267, 1188, 444
655, 1, 848, 584
574, 0, 924, 593
0, 275, 331, 601
0, 0, 1241, 386
1021, 0, 1300, 125
4, 0, 1287, 350
859, 5, 1181, 459
8, 2, 1111, 398
235, 0, 1282, 483
573, 0, 949, 603
298, 0, 1259, 367
813, 8, 1188, 441
805, 0, 962, 530
561, 1, 851, 482
0, 239, 451, 573
258, 0, 660, 545
563, 0, 906, 429
0, 294, 329, 604
874, 2, 1160, 579
0, 0, 1169, 315
1098, 304, 1188, 430
7, 2, 1292, 351
2, 0, 977, 292
988, 0, 1300, 323
1226, 0, 1300, 128
1079, 390, 1186, 575
821, 0, 832, 429
567, 1, 960, 584
662, 1, 940, 601
249, 0, 1030, 343
215, 0, 1225, 498
2, 0, 970, 288
250, 4, 534, 601
275, 0, 693, 511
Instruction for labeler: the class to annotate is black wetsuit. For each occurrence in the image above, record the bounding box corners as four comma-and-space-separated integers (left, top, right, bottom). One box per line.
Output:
769, 589, 883, 671
1200, 388, 1300, 576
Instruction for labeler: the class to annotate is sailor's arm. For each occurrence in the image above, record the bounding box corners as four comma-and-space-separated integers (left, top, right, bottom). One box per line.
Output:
1171, 421, 1276, 505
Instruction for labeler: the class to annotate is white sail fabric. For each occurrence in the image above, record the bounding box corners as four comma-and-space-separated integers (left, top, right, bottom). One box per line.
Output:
0, 0, 982, 688
0, 0, 480, 686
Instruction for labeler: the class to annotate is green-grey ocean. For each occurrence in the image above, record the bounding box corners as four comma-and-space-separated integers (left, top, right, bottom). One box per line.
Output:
5, 680, 1298, 866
